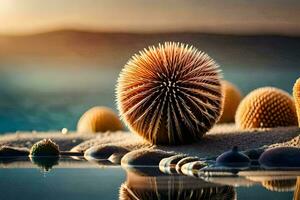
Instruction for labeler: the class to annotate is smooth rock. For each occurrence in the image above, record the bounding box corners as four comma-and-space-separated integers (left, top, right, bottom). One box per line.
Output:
216, 146, 250, 167
84, 145, 129, 160
159, 154, 187, 174
259, 147, 300, 168
242, 147, 265, 160
181, 161, 207, 176
121, 149, 174, 167
108, 153, 125, 164
0, 146, 29, 157
175, 156, 200, 173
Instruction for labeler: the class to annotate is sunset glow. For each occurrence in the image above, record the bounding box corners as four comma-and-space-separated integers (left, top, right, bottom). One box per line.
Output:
0, 0, 299, 35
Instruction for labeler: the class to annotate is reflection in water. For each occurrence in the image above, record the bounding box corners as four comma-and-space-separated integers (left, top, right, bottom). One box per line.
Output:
262, 179, 296, 192
295, 177, 300, 200
204, 176, 255, 187
30, 156, 59, 172
119, 169, 236, 200
88, 159, 118, 167
246, 175, 300, 199
0, 156, 29, 165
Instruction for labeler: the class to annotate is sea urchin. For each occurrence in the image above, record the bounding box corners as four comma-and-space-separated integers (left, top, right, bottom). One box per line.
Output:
77, 106, 123, 133
29, 139, 60, 157
235, 87, 297, 129
293, 78, 300, 126
218, 80, 242, 123
116, 42, 222, 145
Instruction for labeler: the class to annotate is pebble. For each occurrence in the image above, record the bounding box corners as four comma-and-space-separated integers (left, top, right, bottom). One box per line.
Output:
242, 147, 266, 160
121, 149, 174, 167
159, 154, 187, 174
108, 153, 125, 164
259, 147, 300, 168
181, 161, 207, 176
84, 145, 129, 160
175, 156, 200, 173
216, 146, 250, 168
0, 146, 29, 157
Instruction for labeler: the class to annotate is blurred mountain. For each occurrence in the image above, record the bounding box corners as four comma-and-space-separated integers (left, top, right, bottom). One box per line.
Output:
0, 30, 299, 69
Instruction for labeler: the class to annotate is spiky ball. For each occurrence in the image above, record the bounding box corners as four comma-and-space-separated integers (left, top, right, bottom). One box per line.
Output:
293, 78, 300, 126
218, 80, 242, 123
77, 106, 123, 133
29, 139, 60, 157
116, 42, 222, 145
235, 87, 298, 129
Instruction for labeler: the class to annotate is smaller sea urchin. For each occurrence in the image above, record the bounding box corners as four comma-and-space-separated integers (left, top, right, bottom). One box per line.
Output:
218, 80, 242, 123
29, 139, 60, 157
293, 78, 300, 126
235, 87, 298, 129
77, 106, 123, 133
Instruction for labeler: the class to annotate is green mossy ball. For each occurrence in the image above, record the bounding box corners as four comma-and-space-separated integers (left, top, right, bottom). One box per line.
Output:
29, 139, 60, 157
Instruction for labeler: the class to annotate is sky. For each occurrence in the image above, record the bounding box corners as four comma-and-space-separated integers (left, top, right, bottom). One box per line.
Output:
0, 0, 299, 35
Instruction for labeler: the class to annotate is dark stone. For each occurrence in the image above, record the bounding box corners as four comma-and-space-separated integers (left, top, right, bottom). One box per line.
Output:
84, 145, 129, 160
121, 149, 174, 167
216, 146, 250, 167
242, 148, 265, 160
0, 146, 29, 157
259, 147, 300, 168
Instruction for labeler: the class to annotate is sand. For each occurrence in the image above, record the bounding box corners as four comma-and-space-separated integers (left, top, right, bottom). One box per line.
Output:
1, 124, 299, 158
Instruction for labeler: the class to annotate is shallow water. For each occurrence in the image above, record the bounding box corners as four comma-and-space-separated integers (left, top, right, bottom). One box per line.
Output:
0, 67, 299, 133
0, 157, 297, 200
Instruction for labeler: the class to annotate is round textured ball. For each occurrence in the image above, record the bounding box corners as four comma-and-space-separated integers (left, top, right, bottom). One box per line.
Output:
218, 80, 242, 123
77, 106, 123, 133
293, 78, 300, 126
29, 139, 60, 157
116, 42, 222, 145
235, 87, 298, 129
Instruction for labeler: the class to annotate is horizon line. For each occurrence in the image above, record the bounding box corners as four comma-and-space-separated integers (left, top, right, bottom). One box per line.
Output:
1, 27, 300, 38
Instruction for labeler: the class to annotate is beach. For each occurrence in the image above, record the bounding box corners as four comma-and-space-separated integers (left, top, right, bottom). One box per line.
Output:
1, 124, 299, 158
